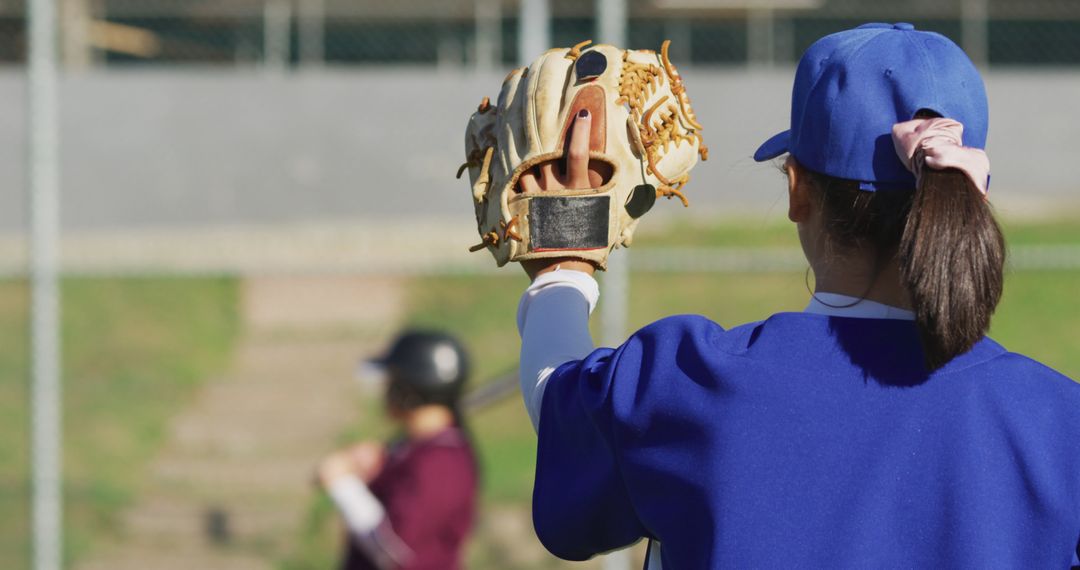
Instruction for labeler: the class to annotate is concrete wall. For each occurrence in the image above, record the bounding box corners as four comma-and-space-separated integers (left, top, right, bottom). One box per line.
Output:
3, 68, 1080, 234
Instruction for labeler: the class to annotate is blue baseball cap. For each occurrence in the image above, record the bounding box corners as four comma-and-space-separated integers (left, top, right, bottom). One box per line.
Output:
753, 23, 989, 190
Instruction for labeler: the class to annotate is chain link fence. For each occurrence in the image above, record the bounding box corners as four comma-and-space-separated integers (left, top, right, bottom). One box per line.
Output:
1, 0, 1080, 67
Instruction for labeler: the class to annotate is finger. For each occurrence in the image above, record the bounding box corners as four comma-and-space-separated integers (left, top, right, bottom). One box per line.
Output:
540, 162, 558, 189
566, 109, 592, 188
519, 170, 541, 193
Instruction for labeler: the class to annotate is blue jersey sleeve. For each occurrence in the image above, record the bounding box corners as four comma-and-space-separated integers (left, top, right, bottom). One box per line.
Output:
531, 340, 647, 560
531, 315, 731, 561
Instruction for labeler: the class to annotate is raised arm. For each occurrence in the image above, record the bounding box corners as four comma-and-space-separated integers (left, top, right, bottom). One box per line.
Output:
517, 268, 598, 430
516, 109, 602, 431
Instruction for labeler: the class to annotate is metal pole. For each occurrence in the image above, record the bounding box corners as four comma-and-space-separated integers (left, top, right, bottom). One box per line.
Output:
595, 3, 628, 342
600, 251, 629, 348
664, 18, 692, 61
28, 0, 63, 566
598, 1, 632, 568
597, 0, 626, 46
518, 0, 549, 65
773, 12, 794, 65
961, 0, 989, 66
297, 0, 325, 67
747, 4, 776, 68
263, 0, 292, 72
598, 252, 633, 570
475, 0, 502, 72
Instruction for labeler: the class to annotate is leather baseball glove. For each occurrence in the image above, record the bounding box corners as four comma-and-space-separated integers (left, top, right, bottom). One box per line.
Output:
458, 39, 707, 270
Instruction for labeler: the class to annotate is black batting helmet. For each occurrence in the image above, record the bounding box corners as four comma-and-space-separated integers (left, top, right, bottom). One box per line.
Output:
369, 329, 469, 409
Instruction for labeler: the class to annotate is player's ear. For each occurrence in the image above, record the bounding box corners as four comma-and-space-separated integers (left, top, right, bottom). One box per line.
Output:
786, 156, 812, 223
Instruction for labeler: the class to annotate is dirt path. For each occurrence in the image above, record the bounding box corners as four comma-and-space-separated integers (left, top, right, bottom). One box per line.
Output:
77, 276, 404, 570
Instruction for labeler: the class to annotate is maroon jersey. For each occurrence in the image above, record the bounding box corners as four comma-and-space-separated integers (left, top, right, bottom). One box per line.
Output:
342, 427, 477, 570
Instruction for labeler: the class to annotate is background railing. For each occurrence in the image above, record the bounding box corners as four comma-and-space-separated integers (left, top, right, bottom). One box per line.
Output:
2, 0, 1080, 68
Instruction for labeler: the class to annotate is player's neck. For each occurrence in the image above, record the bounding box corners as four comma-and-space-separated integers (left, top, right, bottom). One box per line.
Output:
811, 254, 912, 310
404, 405, 455, 440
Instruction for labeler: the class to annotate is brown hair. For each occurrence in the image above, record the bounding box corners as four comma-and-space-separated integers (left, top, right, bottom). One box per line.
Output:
798, 154, 1005, 371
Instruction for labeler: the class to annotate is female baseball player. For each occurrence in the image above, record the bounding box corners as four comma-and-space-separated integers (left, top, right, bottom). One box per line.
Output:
317, 330, 478, 570
516, 24, 1080, 568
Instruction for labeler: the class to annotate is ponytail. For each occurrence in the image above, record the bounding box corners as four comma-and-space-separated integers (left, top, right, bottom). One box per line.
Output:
797, 155, 1005, 371
898, 166, 1005, 370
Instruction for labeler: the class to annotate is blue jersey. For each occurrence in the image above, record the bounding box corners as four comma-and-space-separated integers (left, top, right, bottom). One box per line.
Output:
534, 313, 1080, 568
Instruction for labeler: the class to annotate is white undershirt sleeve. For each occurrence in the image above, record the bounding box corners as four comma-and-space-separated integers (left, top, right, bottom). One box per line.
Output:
517, 269, 600, 432
327, 475, 406, 569
328, 475, 387, 535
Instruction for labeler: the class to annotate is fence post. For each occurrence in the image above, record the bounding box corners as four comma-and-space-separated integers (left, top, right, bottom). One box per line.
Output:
598, 0, 627, 50
596, 4, 632, 569
263, 0, 292, 71
297, 0, 325, 67
747, 4, 776, 68
518, 0, 550, 65
475, 0, 502, 72
28, 0, 63, 567
961, 0, 989, 66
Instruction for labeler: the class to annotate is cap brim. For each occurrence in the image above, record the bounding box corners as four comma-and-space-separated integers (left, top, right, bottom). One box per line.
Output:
753, 130, 791, 162
356, 357, 389, 381
362, 349, 394, 373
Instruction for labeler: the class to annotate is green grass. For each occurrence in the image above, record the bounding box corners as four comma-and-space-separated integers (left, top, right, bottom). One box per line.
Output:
641, 216, 798, 248
999, 219, 1080, 245
991, 270, 1080, 376
0, 281, 31, 569
0, 277, 239, 569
